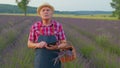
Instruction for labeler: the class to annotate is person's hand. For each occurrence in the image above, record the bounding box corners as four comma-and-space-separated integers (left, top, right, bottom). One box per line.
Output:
35, 41, 47, 48
45, 45, 58, 50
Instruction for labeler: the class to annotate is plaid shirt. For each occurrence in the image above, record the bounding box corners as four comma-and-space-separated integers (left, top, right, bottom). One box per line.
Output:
28, 20, 66, 43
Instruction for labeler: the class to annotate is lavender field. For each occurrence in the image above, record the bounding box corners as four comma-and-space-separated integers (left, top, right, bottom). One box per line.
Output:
0, 15, 120, 68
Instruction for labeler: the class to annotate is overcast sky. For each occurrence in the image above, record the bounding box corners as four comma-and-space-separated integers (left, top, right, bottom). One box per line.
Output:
0, 0, 114, 11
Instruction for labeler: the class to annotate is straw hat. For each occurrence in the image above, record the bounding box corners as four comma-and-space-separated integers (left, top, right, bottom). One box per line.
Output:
37, 2, 54, 15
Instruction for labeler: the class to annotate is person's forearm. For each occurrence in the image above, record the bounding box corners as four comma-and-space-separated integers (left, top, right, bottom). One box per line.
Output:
28, 41, 37, 49
58, 42, 67, 49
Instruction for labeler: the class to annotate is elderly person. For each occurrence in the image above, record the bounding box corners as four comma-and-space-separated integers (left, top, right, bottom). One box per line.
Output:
27, 2, 67, 68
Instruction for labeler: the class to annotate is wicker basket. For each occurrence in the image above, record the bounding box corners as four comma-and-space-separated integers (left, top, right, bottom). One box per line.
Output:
59, 45, 76, 63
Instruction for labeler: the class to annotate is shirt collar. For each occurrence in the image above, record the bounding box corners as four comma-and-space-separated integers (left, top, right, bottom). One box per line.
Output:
41, 20, 54, 27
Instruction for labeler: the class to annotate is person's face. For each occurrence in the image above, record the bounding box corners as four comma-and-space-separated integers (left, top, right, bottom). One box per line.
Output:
39, 7, 53, 20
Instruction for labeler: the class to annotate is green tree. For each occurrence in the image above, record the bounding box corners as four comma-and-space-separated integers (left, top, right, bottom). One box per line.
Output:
16, 0, 30, 16
110, 0, 120, 19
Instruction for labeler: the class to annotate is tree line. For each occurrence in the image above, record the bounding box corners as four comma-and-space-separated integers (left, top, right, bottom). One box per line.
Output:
0, 4, 36, 13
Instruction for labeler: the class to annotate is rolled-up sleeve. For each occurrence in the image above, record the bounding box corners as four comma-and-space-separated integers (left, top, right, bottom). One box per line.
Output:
28, 25, 36, 42
58, 24, 66, 40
